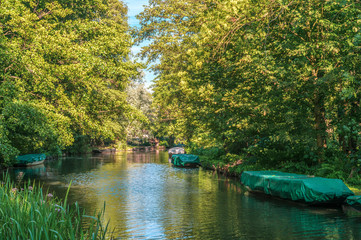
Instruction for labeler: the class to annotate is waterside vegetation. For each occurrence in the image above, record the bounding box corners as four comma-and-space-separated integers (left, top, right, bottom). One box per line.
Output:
136, 0, 361, 187
2, 0, 361, 236
0, 175, 108, 239
0, 0, 146, 166
2, 0, 361, 231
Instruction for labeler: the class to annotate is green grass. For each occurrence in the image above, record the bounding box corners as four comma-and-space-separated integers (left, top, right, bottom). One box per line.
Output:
0, 174, 109, 240
348, 186, 361, 195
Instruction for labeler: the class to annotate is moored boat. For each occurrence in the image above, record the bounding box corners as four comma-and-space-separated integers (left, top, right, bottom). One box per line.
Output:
171, 154, 201, 168
14, 154, 46, 167
241, 171, 354, 205
168, 147, 186, 159
345, 195, 361, 212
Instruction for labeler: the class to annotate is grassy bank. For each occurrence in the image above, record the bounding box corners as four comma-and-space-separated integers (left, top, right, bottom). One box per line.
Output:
0, 175, 109, 239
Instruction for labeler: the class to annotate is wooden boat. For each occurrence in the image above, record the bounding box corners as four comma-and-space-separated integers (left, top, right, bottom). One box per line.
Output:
241, 171, 354, 205
14, 154, 46, 167
171, 154, 201, 168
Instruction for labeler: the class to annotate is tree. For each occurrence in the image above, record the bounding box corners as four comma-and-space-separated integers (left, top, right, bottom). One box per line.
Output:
137, 0, 361, 172
0, 0, 140, 164
136, 0, 209, 144
125, 82, 153, 142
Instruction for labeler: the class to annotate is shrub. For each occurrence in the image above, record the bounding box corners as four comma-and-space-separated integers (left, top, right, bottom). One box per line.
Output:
159, 140, 169, 147
190, 146, 225, 159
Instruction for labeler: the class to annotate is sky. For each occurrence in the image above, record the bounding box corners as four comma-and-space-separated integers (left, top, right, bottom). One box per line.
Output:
124, 0, 155, 89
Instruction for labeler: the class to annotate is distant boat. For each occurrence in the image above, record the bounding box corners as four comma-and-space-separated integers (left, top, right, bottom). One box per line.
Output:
168, 147, 186, 159
171, 154, 201, 168
14, 154, 46, 167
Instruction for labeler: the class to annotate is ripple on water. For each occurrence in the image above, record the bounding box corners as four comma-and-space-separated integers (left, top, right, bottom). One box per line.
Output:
8, 152, 361, 240
62, 172, 97, 187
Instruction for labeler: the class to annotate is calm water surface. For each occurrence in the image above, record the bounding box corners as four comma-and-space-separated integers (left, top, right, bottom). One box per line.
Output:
8, 151, 361, 239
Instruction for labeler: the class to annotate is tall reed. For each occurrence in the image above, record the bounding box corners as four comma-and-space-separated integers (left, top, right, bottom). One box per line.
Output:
0, 174, 109, 239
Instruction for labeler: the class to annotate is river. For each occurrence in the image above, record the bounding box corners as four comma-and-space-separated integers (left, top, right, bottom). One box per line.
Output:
7, 151, 361, 239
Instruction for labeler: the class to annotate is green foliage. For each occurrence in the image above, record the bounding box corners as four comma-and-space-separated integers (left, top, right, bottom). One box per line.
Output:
125, 82, 153, 141
0, 122, 19, 167
246, 138, 319, 167
65, 134, 92, 155
137, 0, 361, 182
279, 162, 317, 175
2, 101, 72, 155
0, 0, 140, 165
220, 153, 241, 164
315, 163, 346, 181
0, 175, 109, 239
159, 140, 169, 147
190, 146, 226, 161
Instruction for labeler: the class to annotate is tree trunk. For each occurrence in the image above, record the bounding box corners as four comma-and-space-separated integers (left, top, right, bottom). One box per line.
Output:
337, 104, 348, 153
169, 135, 175, 147
348, 102, 358, 154
314, 90, 327, 163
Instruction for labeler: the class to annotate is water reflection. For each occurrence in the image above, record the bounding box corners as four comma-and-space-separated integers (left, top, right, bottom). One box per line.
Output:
6, 152, 361, 239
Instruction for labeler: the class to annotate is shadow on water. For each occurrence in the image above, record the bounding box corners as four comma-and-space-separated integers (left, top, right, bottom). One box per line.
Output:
5, 151, 361, 239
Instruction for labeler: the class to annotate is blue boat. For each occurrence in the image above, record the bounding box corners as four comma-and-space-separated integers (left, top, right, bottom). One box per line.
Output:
14, 154, 46, 167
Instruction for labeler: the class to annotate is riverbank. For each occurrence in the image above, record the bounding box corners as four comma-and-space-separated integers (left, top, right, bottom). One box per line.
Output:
198, 154, 361, 194
0, 175, 109, 239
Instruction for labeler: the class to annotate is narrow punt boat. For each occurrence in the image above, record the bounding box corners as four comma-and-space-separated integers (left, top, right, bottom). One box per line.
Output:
171, 154, 201, 168
241, 171, 354, 205
14, 154, 46, 167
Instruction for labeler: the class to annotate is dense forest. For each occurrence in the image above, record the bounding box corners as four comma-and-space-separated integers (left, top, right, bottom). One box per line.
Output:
1, 0, 361, 184
136, 0, 361, 183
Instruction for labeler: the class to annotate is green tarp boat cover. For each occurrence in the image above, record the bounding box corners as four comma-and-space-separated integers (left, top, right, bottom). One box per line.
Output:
241, 171, 354, 205
171, 154, 200, 167
16, 154, 46, 164
346, 196, 361, 209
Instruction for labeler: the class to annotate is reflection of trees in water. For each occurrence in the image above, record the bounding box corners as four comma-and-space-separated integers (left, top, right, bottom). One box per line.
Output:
13, 165, 47, 183
46, 154, 119, 175
127, 151, 168, 164
5, 152, 361, 239
128, 152, 152, 163
162, 169, 361, 239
